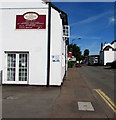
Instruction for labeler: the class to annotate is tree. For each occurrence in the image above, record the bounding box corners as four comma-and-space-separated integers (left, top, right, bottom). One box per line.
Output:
84, 49, 89, 57
68, 44, 82, 61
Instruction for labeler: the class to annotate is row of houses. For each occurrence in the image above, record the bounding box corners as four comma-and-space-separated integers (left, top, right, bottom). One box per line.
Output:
0, 1, 69, 86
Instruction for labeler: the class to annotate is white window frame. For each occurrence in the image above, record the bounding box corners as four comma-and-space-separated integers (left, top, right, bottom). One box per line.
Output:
4, 52, 29, 84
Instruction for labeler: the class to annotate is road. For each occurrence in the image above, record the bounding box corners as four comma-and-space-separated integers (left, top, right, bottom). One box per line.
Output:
2, 66, 116, 118
52, 66, 115, 118
76, 66, 115, 117
78, 66, 115, 103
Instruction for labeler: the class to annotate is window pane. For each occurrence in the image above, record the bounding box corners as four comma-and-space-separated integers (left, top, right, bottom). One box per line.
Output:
7, 54, 16, 81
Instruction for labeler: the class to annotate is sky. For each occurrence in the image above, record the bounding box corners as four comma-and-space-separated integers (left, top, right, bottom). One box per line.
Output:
53, 2, 114, 55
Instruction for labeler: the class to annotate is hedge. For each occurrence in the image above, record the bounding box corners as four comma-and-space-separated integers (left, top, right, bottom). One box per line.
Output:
111, 60, 116, 69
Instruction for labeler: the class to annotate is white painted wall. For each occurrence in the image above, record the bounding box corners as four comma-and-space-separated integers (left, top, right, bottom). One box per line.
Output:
61, 38, 66, 81
100, 42, 116, 65
112, 42, 116, 61
104, 51, 114, 65
0, 9, 2, 71
1, 2, 49, 85
0, 6, 2, 85
114, 42, 116, 48
0, 2, 68, 86
1, 1, 48, 9
0, 6, 1, 109
112, 42, 116, 49
50, 8, 66, 86
114, 52, 116, 61
66, 45, 68, 71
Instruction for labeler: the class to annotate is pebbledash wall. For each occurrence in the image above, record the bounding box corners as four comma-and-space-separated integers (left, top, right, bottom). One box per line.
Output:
0, 1, 69, 86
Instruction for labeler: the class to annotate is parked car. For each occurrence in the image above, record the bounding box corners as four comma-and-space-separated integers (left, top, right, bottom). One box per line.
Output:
75, 63, 82, 67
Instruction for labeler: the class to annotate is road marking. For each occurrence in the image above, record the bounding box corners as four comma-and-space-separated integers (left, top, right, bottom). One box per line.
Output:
94, 89, 116, 113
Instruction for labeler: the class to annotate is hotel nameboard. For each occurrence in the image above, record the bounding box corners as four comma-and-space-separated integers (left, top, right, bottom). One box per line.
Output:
16, 12, 46, 29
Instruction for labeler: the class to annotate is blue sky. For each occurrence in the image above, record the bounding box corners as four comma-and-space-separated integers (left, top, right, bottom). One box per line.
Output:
53, 2, 114, 55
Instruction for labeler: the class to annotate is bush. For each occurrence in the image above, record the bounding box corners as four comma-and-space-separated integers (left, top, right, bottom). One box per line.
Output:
88, 62, 92, 66
68, 61, 75, 68
111, 61, 116, 69
106, 62, 112, 66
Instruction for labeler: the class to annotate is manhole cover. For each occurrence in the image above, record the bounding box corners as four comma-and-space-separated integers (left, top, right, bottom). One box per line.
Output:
4, 96, 18, 100
77, 102, 94, 111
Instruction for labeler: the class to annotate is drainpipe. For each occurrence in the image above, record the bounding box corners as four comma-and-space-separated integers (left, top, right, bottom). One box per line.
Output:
47, 2, 51, 87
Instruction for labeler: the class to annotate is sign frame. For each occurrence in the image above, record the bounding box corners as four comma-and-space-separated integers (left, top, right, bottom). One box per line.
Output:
16, 12, 46, 29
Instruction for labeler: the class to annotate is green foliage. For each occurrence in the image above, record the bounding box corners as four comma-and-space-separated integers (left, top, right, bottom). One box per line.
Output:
68, 44, 82, 61
84, 49, 89, 57
68, 61, 75, 68
111, 61, 116, 69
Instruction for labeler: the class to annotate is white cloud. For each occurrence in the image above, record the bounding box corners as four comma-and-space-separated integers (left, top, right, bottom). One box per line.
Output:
70, 10, 113, 26
106, 17, 115, 28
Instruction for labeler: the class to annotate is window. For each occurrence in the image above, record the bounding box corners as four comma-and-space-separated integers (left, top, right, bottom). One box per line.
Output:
63, 25, 70, 38
5, 52, 29, 84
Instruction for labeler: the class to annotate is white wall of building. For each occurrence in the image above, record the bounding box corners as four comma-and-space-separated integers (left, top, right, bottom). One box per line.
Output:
112, 42, 116, 48
0, 9, 2, 71
0, 5, 3, 85
114, 51, 116, 61
112, 42, 116, 60
0, 2, 49, 85
50, 8, 66, 86
0, 2, 68, 86
0, 3, 2, 116
61, 38, 66, 81
65, 45, 68, 71
100, 41, 116, 65
104, 51, 114, 65
1, 1, 48, 9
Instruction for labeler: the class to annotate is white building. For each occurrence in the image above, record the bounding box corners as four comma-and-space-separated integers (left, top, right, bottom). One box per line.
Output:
99, 40, 116, 65
89, 55, 99, 65
0, 1, 69, 86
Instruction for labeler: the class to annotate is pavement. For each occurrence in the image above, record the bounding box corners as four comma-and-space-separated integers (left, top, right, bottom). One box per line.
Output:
2, 67, 116, 119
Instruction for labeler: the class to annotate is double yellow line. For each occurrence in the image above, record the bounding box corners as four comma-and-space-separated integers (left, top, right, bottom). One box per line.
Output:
94, 89, 116, 113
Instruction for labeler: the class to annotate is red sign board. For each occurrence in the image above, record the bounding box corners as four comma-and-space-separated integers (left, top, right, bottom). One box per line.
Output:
16, 12, 46, 29
68, 52, 72, 57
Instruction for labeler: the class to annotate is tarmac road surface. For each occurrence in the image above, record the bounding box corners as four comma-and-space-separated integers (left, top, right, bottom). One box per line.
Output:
52, 66, 115, 118
2, 66, 116, 118
78, 66, 115, 103
77, 66, 115, 117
